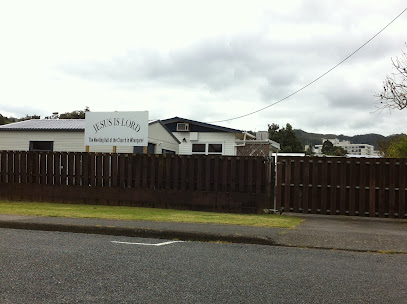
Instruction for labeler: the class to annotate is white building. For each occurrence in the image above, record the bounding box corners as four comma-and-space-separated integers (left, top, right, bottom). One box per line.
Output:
0, 119, 180, 154
311, 138, 376, 156
0, 117, 281, 157
161, 117, 280, 156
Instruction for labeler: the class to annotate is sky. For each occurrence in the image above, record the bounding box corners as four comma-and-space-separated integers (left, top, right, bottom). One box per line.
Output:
0, 0, 406, 136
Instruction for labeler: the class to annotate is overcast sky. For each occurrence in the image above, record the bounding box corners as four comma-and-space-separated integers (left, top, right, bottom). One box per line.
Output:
0, 0, 406, 136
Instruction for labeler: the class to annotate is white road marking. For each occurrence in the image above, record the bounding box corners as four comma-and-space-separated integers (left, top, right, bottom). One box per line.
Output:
111, 240, 184, 246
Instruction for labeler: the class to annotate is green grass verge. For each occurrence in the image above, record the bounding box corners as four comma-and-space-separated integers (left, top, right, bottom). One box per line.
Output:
0, 201, 302, 228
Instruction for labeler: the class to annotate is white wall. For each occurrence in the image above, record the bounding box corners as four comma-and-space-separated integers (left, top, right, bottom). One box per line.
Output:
0, 131, 87, 152
0, 123, 179, 154
172, 131, 236, 155
148, 122, 179, 154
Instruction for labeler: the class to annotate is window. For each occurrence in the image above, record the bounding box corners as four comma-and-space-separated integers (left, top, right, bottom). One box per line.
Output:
162, 149, 176, 154
176, 123, 189, 131
208, 144, 222, 153
134, 143, 156, 154
192, 143, 223, 155
192, 144, 206, 153
29, 141, 54, 152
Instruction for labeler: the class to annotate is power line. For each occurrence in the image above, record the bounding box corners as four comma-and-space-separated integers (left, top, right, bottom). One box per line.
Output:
209, 7, 407, 124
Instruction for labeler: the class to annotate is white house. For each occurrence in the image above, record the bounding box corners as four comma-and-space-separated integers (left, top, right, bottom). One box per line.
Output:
161, 117, 280, 157
0, 119, 180, 154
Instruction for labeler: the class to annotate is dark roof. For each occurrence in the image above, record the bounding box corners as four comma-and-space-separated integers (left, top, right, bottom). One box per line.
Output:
161, 117, 243, 133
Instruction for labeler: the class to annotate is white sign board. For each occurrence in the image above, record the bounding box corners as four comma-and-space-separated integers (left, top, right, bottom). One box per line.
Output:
85, 111, 149, 146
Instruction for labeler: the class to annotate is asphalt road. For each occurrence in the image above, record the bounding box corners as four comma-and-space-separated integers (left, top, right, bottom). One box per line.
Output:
1, 229, 406, 304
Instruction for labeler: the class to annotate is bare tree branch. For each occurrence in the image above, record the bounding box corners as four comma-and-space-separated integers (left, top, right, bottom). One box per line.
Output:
376, 45, 407, 111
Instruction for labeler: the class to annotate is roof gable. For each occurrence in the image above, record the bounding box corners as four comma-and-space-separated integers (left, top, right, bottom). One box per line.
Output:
161, 117, 243, 133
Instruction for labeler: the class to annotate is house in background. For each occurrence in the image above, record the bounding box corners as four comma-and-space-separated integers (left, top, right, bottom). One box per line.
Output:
161, 117, 280, 157
0, 119, 180, 154
309, 138, 378, 157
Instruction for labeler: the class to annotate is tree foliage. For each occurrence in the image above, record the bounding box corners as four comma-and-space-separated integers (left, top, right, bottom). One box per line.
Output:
19, 114, 41, 121
268, 123, 303, 153
0, 114, 39, 125
0, 107, 90, 124
305, 145, 314, 156
321, 140, 347, 156
378, 134, 407, 158
0, 114, 7, 125
46, 107, 90, 119
377, 45, 407, 111
321, 140, 334, 155
59, 107, 90, 119
295, 129, 385, 150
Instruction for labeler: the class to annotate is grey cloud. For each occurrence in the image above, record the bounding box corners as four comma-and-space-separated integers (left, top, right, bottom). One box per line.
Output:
61, 34, 309, 95
324, 88, 374, 110
59, 6, 405, 126
0, 104, 45, 118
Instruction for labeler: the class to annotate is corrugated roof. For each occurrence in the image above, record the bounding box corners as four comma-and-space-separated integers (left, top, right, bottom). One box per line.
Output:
0, 119, 85, 131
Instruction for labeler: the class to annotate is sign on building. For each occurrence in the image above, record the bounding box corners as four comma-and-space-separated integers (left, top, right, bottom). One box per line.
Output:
85, 111, 149, 146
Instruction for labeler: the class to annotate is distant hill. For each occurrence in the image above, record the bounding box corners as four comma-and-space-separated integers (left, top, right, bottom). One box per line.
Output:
294, 130, 389, 150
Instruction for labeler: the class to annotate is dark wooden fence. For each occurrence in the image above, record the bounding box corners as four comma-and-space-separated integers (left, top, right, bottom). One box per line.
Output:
1, 152, 406, 217
0, 151, 274, 213
276, 156, 407, 218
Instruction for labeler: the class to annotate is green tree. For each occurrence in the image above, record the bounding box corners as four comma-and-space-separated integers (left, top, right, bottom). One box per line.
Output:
321, 140, 334, 155
268, 123, 303, 153
0, 114, 19, 124
305, 145, 314, 156
379, 134, 407, 158
321, 140, 346, 156
44, 112, 60, 119
45, 107, 90, 119
332, 146, 347, 156
59, 107, 90, 119
19, 114, 41, 121
0, 114, 6, 125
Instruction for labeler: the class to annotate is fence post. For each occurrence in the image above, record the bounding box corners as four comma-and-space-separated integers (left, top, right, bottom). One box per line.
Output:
339, 158, 347, 215
311, 159, 319, 214
329, 159, 336, 215
302, 157, 310, 213
283, 157, 291, 212
7, 151, 14, 183
348, 158, 356, 216
321, 159, 328, 215
378, 159, 387, 217
0, 151, 6, 183
21, 151, 27, 184
238, 157, 245, 193
388, 159, 396, 217
398, 159, 406, 218
369, 160, 376, 217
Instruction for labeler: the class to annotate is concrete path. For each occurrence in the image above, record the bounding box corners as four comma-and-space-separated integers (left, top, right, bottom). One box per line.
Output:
1, 213, 406, 253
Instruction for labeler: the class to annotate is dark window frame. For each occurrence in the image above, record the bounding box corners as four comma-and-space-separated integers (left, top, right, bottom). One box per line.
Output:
192, 144, 206, 153
29, 141, 54, 152
133, 143, 156, 154
192, 143, 223, 155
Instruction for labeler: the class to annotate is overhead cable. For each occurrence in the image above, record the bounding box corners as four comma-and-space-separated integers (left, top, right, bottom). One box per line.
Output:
209, 7, 407, 124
